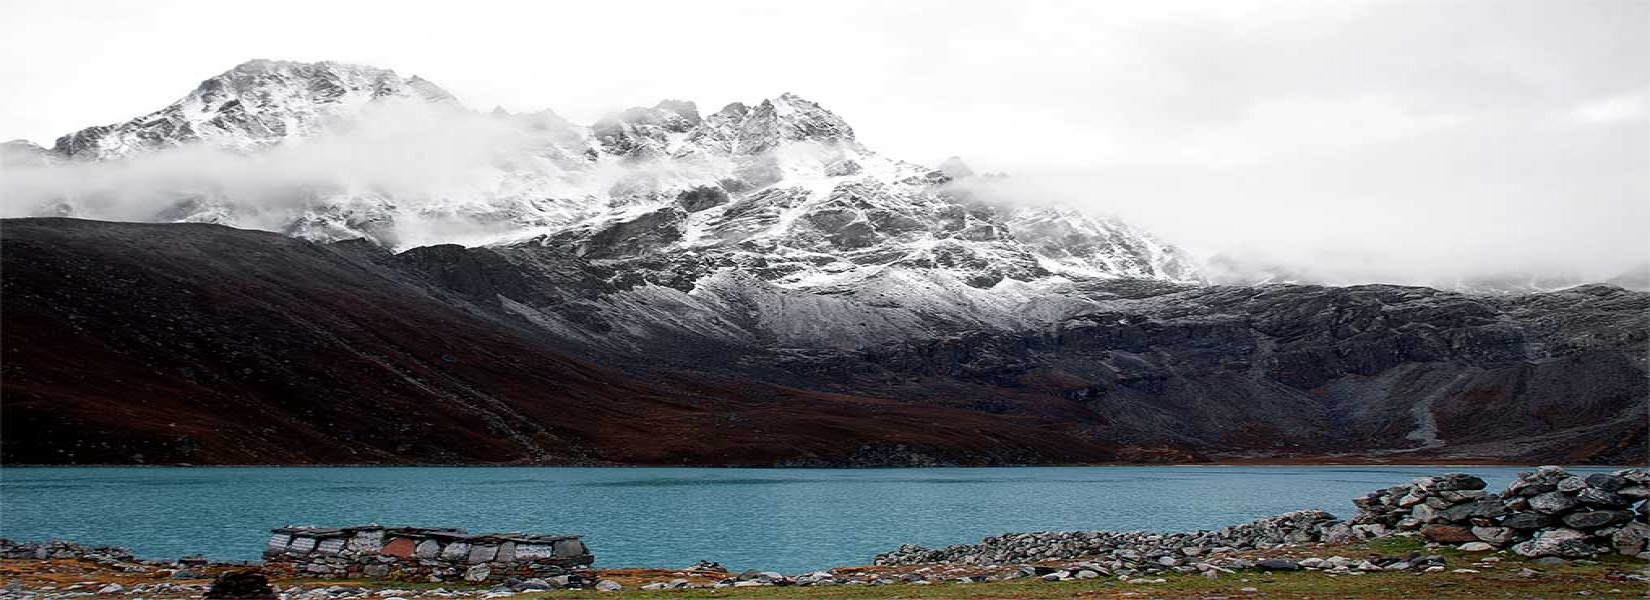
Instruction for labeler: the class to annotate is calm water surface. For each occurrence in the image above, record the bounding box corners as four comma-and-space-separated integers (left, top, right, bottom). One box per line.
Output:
0, 466, 1614, 572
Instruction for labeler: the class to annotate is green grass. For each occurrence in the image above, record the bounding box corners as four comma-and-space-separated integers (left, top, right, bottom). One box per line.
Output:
1357, 535, 1431, 556
268, 540, 1649, 599
279, 578, 486, 591
514, 567, 1644, 600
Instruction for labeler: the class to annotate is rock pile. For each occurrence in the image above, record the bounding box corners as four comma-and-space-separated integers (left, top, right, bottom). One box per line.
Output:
1351, 466, 1649, 559
876, 467, 1650, 568
0, 540, 135, 564
874, 510, 1343, 566
633, 549, 1460, 590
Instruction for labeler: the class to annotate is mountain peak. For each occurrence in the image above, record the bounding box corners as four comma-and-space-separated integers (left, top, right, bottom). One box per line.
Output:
18, 61, 1206, 291
52, 59, 449, 159
654, 99, 701, 125
687, 94, 854, 155
713, 102, 750, 118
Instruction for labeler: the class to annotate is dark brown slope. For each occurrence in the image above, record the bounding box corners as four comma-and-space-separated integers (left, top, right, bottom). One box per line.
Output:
391, 236, 1649, 465
0, 218, 1114, 465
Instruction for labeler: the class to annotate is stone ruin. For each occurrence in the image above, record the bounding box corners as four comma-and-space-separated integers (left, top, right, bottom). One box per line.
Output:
875, 466, 1650, 567
1350, 466, 1650, 558
261, 525, 593, 583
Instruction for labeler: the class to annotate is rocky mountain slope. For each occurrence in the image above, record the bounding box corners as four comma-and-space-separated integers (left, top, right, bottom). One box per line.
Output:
49, 60, 456, 160
7, 59, 1201, 289
0, 218, 1117, 466
394, 236, 1648, 464
2, 60, 1644, 465
3, 217, 1644, 465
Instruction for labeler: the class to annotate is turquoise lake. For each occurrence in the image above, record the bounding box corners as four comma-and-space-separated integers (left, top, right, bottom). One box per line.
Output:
0, 466, 1616, 572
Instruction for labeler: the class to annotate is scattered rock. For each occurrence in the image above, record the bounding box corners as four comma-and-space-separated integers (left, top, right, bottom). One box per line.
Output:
1256, 559, 1301, 571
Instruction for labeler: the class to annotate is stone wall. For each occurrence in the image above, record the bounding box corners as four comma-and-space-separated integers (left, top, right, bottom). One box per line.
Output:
1351, 466, 1649, 558
261, 526, 592, 583
876, 466, 1650, 566
875, 510, 1345, 566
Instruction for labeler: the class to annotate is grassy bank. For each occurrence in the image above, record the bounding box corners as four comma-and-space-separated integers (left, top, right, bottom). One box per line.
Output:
536, 559, 1644, 599
3, 538, 1644, 599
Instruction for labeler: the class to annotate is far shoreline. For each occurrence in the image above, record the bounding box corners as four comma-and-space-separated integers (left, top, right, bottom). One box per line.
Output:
0, 460, 1637, 469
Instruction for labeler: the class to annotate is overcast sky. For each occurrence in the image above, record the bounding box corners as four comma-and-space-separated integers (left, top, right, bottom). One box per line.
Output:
2, 0, 1646, 284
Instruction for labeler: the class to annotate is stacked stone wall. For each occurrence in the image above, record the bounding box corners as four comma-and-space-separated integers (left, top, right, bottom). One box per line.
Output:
261, 526, 592, 583
1352, 466, 1649, 558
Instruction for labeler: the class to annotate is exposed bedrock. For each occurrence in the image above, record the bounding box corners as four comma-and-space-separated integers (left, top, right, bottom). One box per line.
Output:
3, 218, 1645, 464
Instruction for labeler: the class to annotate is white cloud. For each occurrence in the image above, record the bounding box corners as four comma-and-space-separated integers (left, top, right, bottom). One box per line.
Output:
1, 0, 1645, 285
1166, 96, 1463, 168
1570, 88, 1649, 123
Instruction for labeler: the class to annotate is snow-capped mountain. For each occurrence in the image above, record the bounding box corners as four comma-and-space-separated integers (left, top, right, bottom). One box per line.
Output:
9, 60, 1202, 302
6, 61, 1646, 468
51, 60, 455, 160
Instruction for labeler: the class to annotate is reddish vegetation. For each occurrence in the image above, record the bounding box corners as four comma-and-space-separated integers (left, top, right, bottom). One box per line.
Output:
0, 219, 1116, 466
5, 218, 1644, 466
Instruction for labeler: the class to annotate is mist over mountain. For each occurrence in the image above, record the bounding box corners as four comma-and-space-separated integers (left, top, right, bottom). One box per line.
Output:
2, 59, 1644, 466
6, 59, 1639, 293
2, 60, 1199, 287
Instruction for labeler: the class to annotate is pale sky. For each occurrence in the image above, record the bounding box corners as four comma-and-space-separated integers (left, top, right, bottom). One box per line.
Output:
2, 0, 1646, 284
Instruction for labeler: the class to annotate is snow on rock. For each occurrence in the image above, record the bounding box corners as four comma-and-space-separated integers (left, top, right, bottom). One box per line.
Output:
11, 59, 1207, 346
52, 60, 454, 160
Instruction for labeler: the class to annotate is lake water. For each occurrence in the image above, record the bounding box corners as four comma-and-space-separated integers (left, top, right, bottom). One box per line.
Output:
0, 465, 1616, 572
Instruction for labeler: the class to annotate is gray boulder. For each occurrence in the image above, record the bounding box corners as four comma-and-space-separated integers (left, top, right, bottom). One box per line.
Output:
1529, 492, 1582, 514
1471, 526, 1515, 546
1557, 477, 1589, 493
1610, 521, 1650, 555
1512, 529, 1599, 558
1256, 559, 1302, 571
1562, 510, 1632, 530
1501, 512, 1556, 530
1585, 473, 1628, 492
1576, 488, 1631, 508
1440, 498, 1506, 522
1418, 473, 1487, 492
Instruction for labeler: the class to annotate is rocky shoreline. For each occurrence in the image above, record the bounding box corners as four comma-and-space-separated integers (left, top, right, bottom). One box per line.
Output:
2, 466, 1646, 598
874, 466, 1650, 570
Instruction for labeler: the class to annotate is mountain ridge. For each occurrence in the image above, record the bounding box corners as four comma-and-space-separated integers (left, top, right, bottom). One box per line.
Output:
8, 59, 1205, 292
2, 60, 1643, 466
3, 217, 1643, 465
